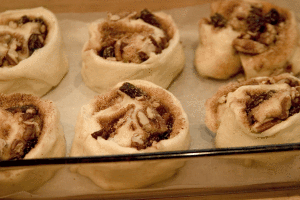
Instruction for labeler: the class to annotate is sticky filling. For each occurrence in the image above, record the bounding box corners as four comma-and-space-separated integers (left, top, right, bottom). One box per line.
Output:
97, 9, 171, 64
91, 82, 174, 150
243, 78, 300, 132
0, 15, 48, 67
0, 104, 43, 160
207, 2, 286, 55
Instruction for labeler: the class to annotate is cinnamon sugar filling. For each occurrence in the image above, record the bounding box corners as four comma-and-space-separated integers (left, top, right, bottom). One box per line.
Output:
97, 9, 171, 64
91, 82, 174, 150
240, 77, 300, 132
207, 2, 287, 56
0, 15, 48, 67
0, 104, 43, 160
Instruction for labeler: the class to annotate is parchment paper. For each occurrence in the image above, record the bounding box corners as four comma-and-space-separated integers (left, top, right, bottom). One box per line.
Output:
4, 1, 300, 198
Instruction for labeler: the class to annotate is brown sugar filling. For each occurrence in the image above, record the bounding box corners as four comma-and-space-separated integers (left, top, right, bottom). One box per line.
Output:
245, 90, 276, 125
1, 104, 43, 160
0, 15, 48, 67
232, 6, 285, 55
98, 9, 170, 64
208, 3, 286, 55
91, 82, 174, 150
210, 13, 228, 28
244, 78, 300, 132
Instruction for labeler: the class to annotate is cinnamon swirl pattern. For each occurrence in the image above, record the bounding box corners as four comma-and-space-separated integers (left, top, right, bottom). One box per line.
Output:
70, 80, 190, 190
81, 9, 185, 93
205, 73, 300, 148
0, 7, 69, 96
0, 93, 66, 196
195, 0, 300, 80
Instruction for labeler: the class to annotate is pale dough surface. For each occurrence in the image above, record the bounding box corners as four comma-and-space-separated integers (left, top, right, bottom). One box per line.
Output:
69, 80, 190, 190
195, 21, 242, 79
0, 7, 69, 97
81, 12, 185, 93
195, 0, 300, 80
204, 74, 300, 163
0, 94, 66, 196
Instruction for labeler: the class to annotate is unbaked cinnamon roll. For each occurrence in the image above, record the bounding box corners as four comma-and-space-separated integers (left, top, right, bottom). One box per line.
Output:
205, 73, 300, 148
0, 7, 69, 96
70, 80, 190, 190
195, 0, 300, 80
0, 93, 66, 196
81, 9, 185, 93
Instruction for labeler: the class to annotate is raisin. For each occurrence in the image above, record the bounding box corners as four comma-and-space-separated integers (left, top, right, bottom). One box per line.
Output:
247, 14, 265, 33
6, 106, 22, 114
160, 37, 169, 49
149, 35, 162, 53
283, 78, 299, 87
247, 114, 256, 125
159, 115, 174, 140
100, 46, 115, 58
245, 90, 276, 123
246, 7, 265, 33
91, 111, 127, 140
210, 13, 227, 28
284, 64, 293, 73
34, 18, 46, 25
28, 34, 44, 55
156, 104, 168, 116
289, 97, 300, 116
16, 44, 23, 51
6, 104, 38, 114
141, 116, 173, 149
265, 9, 281, 25
119, 82, 145, 98
17, 15, 31, 24
23, 137, 38, 157
4, 104, 41, 160
140, 9, 161, 28
138, 51, 149, 62
91, 129, 112, 140
22, 113, 35, 121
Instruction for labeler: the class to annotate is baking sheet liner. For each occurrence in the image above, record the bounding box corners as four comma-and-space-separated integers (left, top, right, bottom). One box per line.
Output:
3, 0, 300, 198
